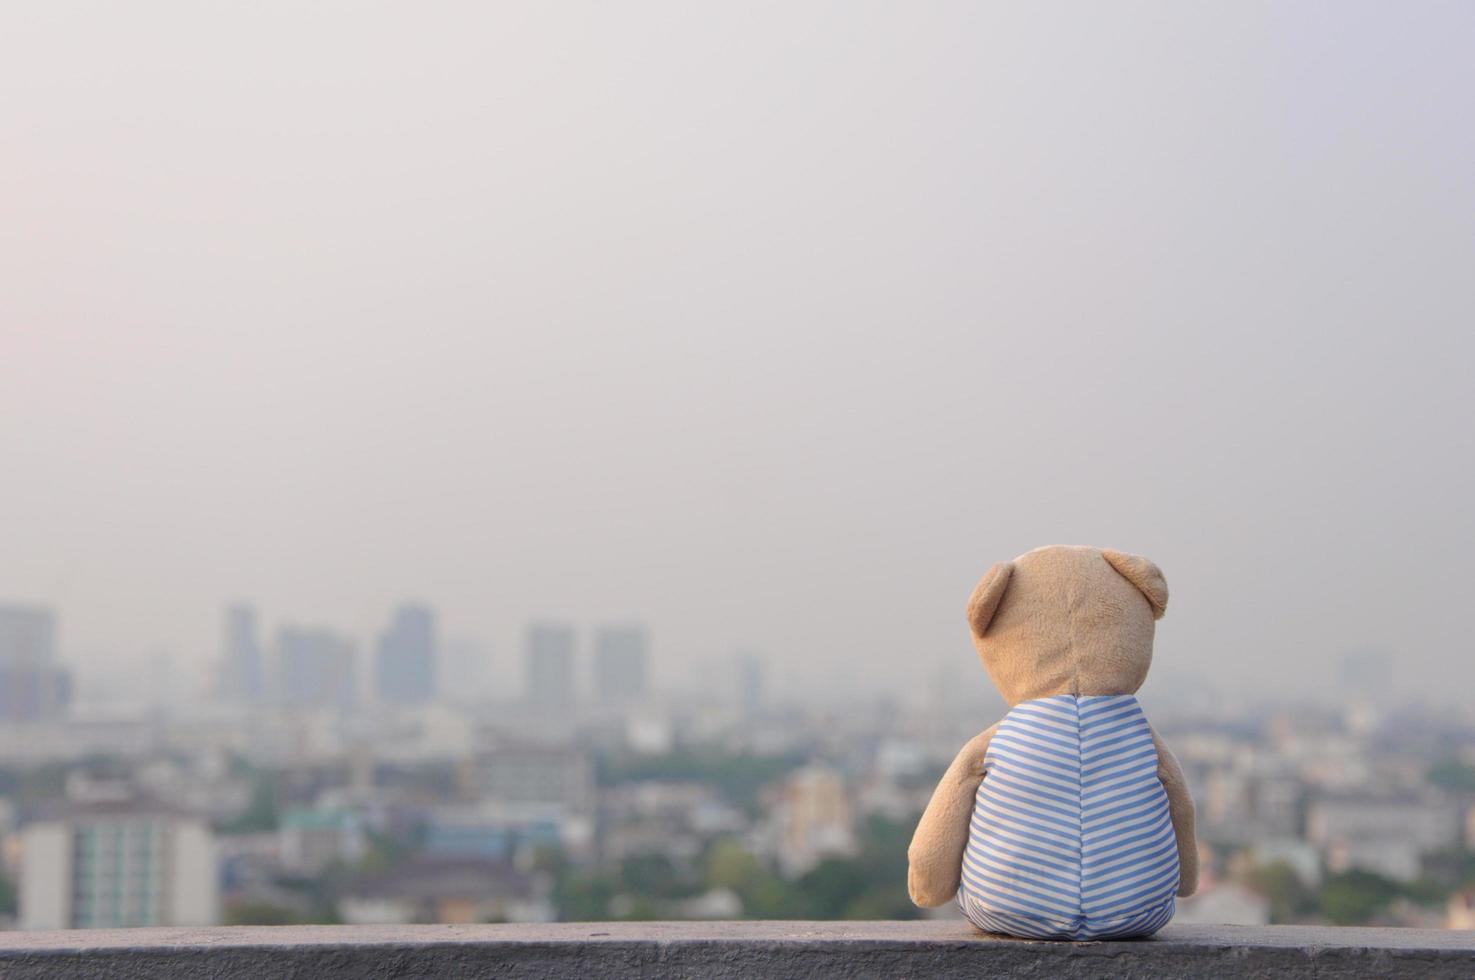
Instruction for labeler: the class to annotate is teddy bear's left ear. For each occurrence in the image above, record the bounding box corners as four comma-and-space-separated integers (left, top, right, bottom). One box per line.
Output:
966, 561, 1015, 637
1102, 549, 1169, 619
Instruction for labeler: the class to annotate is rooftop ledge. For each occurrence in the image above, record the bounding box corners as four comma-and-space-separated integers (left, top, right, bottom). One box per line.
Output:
5, 921, 1475, 979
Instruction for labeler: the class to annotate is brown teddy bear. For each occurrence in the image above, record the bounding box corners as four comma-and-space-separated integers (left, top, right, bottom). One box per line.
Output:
908, 545, 1198, 939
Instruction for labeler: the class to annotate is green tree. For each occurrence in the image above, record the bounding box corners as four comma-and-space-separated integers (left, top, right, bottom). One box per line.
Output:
824, 816, 922, 921
703, 817, 924, 921
1403, 875, 1450, 906
1318, 870, 1400, 925
1428, 756, 1475, 793
221, 771, 281, 833
1243, 861, 1312, 924
704, 838, 796, 918
0, 870, 16, 919
796, 859, 869, 918
1420, 846, 1475, 892
842, 886, 917, 920
223, 901, 309, 926
619, 854, 700, 901
555, 870, 621, 921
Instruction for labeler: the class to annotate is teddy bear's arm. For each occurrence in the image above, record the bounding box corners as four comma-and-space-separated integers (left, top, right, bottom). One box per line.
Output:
906, 723, 998, 907
1149, 728, 1199, 897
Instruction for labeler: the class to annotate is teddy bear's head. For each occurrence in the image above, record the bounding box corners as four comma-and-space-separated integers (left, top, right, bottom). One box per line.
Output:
966, 545, 1168, 706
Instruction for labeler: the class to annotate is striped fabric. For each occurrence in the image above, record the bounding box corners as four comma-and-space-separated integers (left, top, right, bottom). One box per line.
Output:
956, 694, 1178, 940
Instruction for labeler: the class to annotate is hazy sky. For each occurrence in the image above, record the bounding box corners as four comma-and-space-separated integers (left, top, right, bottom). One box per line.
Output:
2, 2, 1472, 704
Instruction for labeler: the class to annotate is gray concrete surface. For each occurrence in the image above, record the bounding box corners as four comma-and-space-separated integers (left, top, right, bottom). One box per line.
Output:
3, 921, 1475, 978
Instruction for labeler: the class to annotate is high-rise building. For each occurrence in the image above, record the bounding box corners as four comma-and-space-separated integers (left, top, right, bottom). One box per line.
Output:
375, 604, 437, 705
524, 623, 576, 709
0, 603, 72, 723
1340, 650, 1393, 698
220, 603, 264, 704
735, 652, 765, 716
20, 804, 218, 928
277, 627, 357, 711
592, 625, 648, 704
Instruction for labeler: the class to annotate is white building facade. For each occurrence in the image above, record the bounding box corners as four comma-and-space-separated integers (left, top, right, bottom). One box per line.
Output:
20, 808, 217, 929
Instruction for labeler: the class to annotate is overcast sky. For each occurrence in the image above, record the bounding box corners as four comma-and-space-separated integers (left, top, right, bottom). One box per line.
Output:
1, 2, 1471, 705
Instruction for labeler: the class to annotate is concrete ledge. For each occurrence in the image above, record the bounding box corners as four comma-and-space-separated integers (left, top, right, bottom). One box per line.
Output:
4, 921, 1475, 979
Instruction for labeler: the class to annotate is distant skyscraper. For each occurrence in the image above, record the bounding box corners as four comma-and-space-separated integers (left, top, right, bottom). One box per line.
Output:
0, 603, 71, 723
735, 652, 765, 716
277, 627, 357, 711
524, 623, 576, 709
220, 603, 264, 704
592, 625, 648, 704
1340, 650, 1393, 699
375, 604, 437, 705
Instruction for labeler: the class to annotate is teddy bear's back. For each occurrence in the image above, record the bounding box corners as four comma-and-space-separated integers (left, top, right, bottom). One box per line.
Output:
957, 693, 1178, 940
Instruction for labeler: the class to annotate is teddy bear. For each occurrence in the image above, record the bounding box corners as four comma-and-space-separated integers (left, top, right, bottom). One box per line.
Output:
907, 545, 1198, 940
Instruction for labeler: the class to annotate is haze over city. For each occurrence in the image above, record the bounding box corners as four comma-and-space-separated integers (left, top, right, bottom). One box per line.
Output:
2, 2, 1472, 705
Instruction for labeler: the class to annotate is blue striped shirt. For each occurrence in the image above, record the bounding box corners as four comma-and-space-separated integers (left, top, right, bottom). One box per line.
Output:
957, 694, 1178, 940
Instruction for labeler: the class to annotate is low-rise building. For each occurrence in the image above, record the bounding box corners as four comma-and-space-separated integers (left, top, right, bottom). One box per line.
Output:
337, 858, 552, 924
278, 807, 369, 874
765, 766, 856, 878
422, 803, 565, 862
1307, 792, 1459, 881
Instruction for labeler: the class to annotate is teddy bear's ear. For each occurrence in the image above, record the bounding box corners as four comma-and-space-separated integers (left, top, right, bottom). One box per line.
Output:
966, 561, 1015, 637
1102, 549, 1169, 619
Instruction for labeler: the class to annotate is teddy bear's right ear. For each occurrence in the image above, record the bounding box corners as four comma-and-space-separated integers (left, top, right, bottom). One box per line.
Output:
1102, 549, 1169, 619
966, 561, 1015, 637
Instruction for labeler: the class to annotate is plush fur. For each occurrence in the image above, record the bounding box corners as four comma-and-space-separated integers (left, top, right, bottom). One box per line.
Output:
907, 544, 1199, 911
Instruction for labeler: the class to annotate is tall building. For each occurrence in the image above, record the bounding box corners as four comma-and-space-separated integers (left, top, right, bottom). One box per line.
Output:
1340, 650, 1393, 698
20, 804, 218, 928
277, 627, 357, 711
735, 652, 765, 716
524, 623, 576, 709
220, 603, 264, 704
375, 604, 437, 705
592, 625, 648, 704
0, 603, 72, 723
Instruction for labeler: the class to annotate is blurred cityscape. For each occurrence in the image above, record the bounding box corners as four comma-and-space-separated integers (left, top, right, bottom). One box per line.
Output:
3, 600, 1475, 932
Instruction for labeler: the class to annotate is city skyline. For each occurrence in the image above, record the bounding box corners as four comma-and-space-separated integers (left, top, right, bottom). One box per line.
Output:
0, 595, 1427, 717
